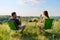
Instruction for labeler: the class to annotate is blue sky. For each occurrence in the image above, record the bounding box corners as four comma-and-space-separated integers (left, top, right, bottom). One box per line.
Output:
0, 0, 60, 16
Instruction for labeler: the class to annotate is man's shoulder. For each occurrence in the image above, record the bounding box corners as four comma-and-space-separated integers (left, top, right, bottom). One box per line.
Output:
8, 17, 13, 20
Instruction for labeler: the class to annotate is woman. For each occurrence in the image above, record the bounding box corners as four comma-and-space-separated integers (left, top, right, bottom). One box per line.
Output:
38, 11, 49, 30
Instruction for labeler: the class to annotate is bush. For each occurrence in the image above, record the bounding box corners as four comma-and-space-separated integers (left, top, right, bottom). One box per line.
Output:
0, 24, 12, 40
53, 20, 60, 34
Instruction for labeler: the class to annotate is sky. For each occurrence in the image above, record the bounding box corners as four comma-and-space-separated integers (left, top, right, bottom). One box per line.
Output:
0, 0, 60, 16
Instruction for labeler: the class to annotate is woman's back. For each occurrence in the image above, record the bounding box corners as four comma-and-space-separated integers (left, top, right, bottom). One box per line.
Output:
39, 11, 49, 27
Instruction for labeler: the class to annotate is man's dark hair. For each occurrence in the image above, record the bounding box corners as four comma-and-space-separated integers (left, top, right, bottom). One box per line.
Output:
11, 12, 16, 16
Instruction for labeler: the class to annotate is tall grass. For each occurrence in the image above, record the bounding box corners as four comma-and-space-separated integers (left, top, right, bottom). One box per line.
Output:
0, 20, 60, 40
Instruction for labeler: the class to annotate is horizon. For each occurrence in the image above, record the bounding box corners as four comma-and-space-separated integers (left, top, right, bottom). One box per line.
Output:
0, 15, 60, 17
0, 0, 60, 16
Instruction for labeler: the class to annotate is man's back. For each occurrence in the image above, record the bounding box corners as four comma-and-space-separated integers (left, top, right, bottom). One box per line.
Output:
9, 17, 21, 26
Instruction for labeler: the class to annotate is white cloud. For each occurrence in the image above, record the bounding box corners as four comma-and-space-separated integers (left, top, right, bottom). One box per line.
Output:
21, 8, 41, 16
17, 0, 26, 5
17, 0, 46, 5
0, 8, 21, 16
30, 0, 42, 3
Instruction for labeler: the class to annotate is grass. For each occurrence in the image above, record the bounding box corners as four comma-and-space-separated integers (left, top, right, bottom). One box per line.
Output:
0, 20, 60, 40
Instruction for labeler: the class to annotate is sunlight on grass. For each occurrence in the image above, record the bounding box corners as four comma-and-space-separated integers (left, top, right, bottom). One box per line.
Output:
0, 20, 60, 40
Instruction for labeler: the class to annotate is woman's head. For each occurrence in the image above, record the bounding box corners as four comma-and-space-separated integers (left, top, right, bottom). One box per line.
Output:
43, 11, 49, 18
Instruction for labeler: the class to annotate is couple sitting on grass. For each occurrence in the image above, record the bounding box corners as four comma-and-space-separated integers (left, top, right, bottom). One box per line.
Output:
9, 10, 49, 32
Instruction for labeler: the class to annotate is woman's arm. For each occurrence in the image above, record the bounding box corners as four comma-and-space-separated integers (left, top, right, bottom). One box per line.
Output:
38, 14, 44, 27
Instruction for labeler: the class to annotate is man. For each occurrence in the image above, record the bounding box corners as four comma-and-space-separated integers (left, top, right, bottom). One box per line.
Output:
9, 12, 26, 32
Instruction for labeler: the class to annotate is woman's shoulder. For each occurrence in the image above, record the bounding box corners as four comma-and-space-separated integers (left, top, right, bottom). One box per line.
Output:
42, 16, 48, 20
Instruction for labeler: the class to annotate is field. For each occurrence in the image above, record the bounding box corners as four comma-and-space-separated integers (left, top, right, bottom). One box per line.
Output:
0, 17, 60, 40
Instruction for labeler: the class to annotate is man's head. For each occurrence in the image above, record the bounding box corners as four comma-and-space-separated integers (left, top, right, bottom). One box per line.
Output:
11, 12, 17, 18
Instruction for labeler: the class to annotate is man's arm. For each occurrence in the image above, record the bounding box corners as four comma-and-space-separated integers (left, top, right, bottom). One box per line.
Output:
18, 16, 22, 25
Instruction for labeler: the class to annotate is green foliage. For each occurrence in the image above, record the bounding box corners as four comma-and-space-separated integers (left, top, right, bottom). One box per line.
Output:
0, 19, 60, 40
53, 20, 60, 34
0, 23, 12, 40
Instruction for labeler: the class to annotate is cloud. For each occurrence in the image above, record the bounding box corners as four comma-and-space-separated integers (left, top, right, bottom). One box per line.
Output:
20, 8, 41, 16
0, 8, 21, 16
30, 0, 42, 3
17, 0, 46, 5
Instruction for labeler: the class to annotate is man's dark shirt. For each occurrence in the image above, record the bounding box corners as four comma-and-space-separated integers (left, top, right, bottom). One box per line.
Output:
9, 17, 21, 30
11, 19, 20, 26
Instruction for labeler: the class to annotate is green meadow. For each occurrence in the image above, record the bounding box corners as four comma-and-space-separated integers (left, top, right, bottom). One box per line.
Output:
0, 17, 60, 40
